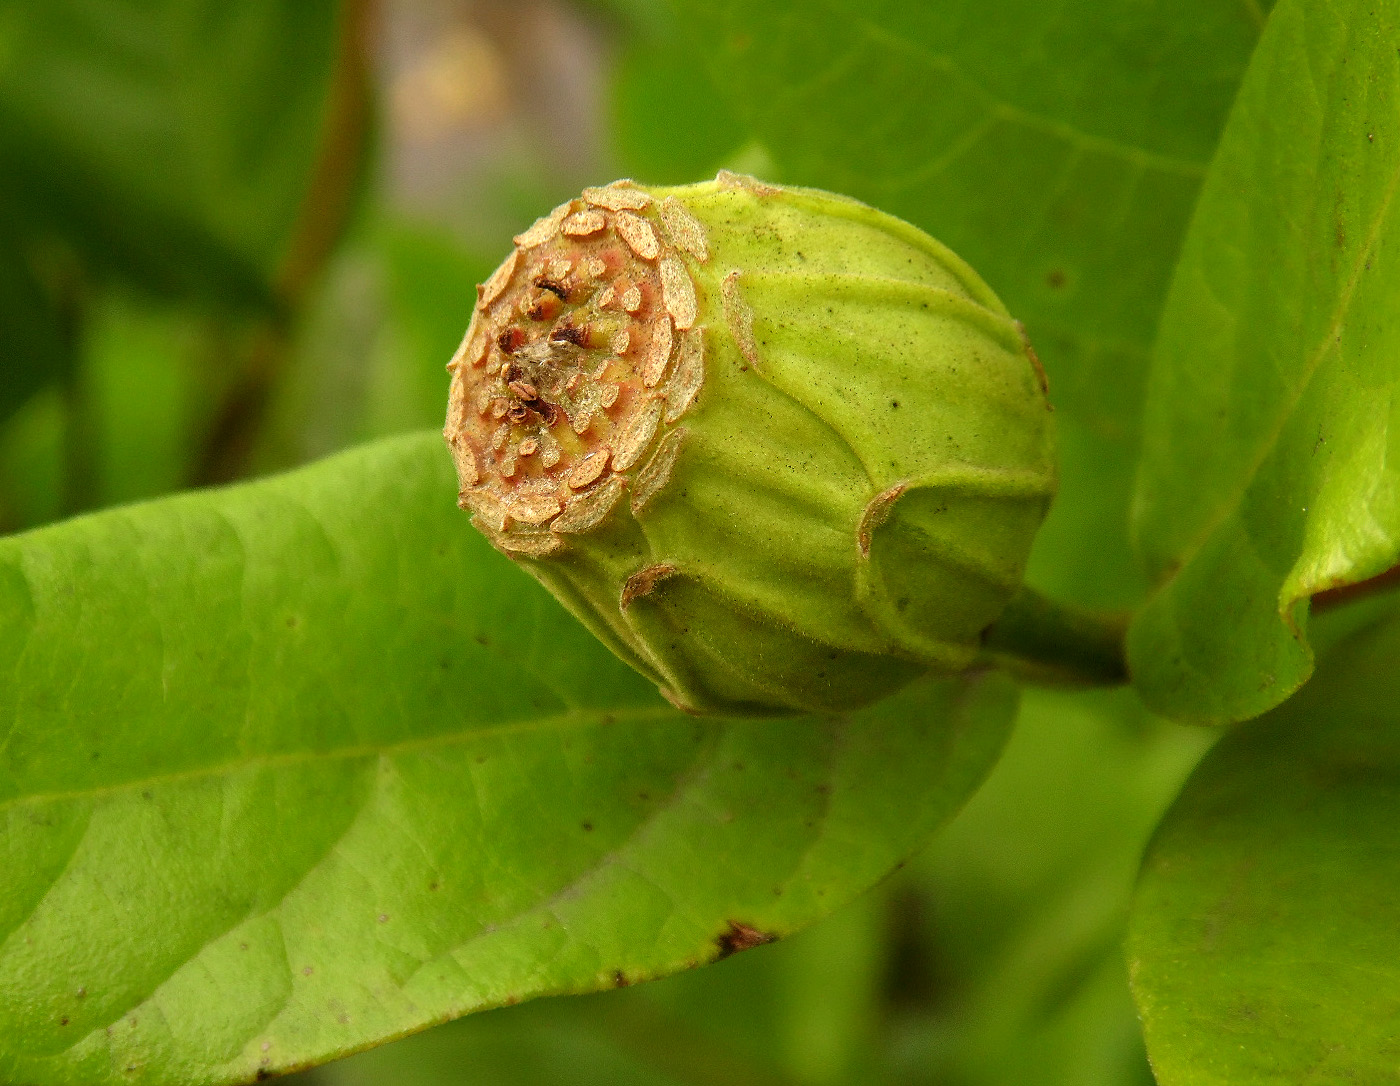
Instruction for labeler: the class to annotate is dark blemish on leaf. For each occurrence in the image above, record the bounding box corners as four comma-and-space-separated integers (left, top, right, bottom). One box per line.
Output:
60, 1017, 68, 1026
302, 966, 314, 976
429, 881, 440, 891
714, 921, 777, 960
505, 995, 519, 1006
613, 970, 630, 987
240, 943, 249, 951
141, 791, 152, 801
891, 400, 899, 409
285, 615, 299, 629
337, 1013, 350, 1025
76, 987, 86, 998
475, 754, 488, 764
1336, 220, 1347, 249
475, 634, 489, 645
638, 791, 650, 801
582, 822, 593, 832
378, 914, 389, 924
1046, 268, 1067, 289
256, 1070, 272, 1081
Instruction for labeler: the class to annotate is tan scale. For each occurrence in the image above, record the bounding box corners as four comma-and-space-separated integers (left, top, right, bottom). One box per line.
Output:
445, 185, 711, 555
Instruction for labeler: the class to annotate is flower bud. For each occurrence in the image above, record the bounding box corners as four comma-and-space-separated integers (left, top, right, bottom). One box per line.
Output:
445, 173, 1055, 715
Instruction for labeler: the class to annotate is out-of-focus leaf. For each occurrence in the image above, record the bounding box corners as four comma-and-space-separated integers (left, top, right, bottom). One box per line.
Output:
1129, 0, 1400, 723
0, 0, 347, 305
669, 0, 1267, 610
0, 432, 1015, 1086
607, 17, 746, 186
362, 224, 493, 438
0, 387, 65, 532
83, 295, 201, 506
899, 687, 1210, 1085
0, 231, 74, 427
1129, 608, 1400, 1083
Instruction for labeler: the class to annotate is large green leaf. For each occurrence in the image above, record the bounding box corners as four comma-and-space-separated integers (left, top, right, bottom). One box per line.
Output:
296, 685, 1208, 1086
669, 0, 1266, 609
0, 432, 1015, 1086
1128, 0, 1400, 723
0, 0, 346, 304
1128, 602, 1400, 1083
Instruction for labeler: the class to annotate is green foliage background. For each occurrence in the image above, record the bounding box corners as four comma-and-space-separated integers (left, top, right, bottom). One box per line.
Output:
2, 0, 1398, 1083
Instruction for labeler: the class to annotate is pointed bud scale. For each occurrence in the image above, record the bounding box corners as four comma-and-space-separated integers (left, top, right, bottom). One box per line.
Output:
445, 175, 1056, 715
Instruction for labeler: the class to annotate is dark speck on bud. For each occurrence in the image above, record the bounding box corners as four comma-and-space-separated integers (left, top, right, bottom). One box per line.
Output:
445, 172, 1056, 715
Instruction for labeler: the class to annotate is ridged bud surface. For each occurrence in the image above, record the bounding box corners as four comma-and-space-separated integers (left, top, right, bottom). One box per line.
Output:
445, 174, 1055, 715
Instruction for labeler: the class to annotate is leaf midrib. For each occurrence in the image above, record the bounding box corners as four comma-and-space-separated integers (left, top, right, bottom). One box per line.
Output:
0, 703, 679, 815
1145, 91, 1400, 601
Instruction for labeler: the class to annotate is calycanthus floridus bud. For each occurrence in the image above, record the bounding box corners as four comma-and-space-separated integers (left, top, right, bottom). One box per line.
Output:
444, 172, 1055, 716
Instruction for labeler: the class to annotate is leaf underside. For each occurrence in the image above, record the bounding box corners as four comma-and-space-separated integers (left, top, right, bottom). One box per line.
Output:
0, 432, 1016, 1086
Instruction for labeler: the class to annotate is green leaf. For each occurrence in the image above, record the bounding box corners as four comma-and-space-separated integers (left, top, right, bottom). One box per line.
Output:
1128, 606, 1400, 1083
0, 225, 74, 428
903, 687, 1209, 1086
1128, 0, 1400, 723
607, 13, 747, 186
0, 0, 346, 304
669, 0, 1266, 609
0, 432, 1015, 1086
305, 686, 1208, 1086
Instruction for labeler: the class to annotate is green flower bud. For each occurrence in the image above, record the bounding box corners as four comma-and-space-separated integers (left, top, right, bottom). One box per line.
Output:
444, 173, 1055, 715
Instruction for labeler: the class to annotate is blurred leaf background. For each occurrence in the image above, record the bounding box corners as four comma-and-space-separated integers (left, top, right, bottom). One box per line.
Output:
0, 0, 1219, 1081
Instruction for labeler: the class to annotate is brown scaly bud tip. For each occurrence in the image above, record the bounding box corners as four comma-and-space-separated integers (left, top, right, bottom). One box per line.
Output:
445, 180, 705, 557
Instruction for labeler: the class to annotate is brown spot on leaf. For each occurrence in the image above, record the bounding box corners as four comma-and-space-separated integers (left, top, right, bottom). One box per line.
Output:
715, 921, 777, 960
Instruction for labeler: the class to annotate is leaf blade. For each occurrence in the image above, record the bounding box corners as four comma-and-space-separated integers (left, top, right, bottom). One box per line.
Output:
1128, 603, 1400, 1083
1128, 0, 1400, 722
0, 433, 1015, 1085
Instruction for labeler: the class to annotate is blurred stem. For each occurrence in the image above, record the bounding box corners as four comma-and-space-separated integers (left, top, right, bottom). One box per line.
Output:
980, 586, 1129, 687
191, 0, 374, 487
